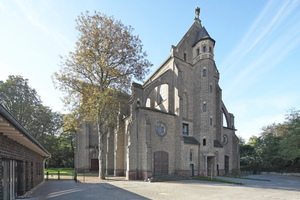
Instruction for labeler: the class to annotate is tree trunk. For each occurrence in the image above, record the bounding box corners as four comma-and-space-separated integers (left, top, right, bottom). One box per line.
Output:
98, 125, 106, 179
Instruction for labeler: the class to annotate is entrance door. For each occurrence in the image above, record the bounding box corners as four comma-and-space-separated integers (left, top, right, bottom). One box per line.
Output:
154, 151, 168, 175
225, 156, 229, 174
190, 164, 194, 177
91, 159, 99, 170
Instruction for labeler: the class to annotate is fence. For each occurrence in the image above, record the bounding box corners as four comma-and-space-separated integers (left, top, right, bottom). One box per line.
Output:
44, 171, 109, 182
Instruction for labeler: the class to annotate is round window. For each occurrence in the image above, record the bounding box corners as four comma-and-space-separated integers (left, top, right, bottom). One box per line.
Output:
156, 122, 166, 136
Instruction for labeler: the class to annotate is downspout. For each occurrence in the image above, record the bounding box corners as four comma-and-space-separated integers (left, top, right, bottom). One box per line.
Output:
43, 154, 51, 181
198, 142, 200, 176
136, 100, 140, 180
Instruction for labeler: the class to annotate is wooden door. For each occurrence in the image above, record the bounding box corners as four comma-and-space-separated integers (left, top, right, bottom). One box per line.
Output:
154, 151, 168, 175
91, 159, 99, 170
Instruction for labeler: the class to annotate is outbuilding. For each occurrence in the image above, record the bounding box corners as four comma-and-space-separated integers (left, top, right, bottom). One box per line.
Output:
0, 104, 50, 199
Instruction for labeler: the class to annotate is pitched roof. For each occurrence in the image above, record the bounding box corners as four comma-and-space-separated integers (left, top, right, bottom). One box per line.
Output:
0, 104, 50, 157
182, 136, 200, 145
192, 26, 215, 46
214, 140, 223, 148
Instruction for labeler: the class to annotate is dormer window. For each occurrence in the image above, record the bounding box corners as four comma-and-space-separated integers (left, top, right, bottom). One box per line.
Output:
184, 53, 186, 61
203, 46, 206, 52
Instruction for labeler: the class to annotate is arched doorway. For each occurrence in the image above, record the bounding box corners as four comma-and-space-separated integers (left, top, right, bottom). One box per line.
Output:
154, 151, 168, 175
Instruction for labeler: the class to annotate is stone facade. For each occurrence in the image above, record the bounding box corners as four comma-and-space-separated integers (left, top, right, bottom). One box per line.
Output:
75, 8, 239, 180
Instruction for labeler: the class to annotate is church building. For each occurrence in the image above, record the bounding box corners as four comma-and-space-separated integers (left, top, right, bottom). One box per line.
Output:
75, 7, 240, 180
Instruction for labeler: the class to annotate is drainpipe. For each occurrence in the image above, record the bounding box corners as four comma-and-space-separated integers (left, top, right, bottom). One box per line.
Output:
198, 143, 200, 176
136, 100, 140, 180
43, 154, 51, 181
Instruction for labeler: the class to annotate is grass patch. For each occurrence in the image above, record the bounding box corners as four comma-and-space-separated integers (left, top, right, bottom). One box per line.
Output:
221, 175, 270, 181
45, 168, 74, 175
193, 176, 243, 185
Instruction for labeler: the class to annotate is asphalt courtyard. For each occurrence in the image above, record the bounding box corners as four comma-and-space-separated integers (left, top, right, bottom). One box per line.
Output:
29, 175, 300, 200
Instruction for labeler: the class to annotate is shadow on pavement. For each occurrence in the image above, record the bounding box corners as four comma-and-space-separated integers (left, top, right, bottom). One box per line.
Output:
32, 180, 150, 200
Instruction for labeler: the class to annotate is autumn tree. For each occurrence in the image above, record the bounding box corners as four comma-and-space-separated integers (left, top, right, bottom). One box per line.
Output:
53, 11, 151, 179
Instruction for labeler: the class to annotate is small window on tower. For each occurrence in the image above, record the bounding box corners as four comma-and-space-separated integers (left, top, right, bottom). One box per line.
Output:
184, 53, 186, 61
209, 46, 212, 53
190, 149, 193, 161
210, 117, 212, 126
183, 123, 189, 135
203, 104, 206, 112
197, 48, 200, 55
203, 69, 206, 77
203, 46, 206, 52
210, 85, 212, 93
203, 139, 206, 146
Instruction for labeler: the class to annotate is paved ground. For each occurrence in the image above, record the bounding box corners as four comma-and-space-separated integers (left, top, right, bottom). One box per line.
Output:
29, 175, 300, 200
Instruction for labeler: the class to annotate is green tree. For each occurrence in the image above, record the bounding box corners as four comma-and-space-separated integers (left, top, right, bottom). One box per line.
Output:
279, 109, 300, 168
0, 75, 64, 167
53, 11, 151, 179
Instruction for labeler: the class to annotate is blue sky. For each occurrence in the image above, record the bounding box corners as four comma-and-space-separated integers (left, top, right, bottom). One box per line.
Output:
0, 0, 299, 141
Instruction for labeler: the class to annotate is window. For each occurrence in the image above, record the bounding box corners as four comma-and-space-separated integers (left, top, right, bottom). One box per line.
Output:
210, 85, 212, 93
190, 150, 193, 161
203, 104, 206, 112
197, 48, 200, 55
203, 69, 206, 77
203, 139, 206, 146
183, 123, 189, 135
146, 98, 150, 107
209, 46, 212, 53
210, 117, 212, 126
203, 46, 206, 52
159, 84, 166, 103
184, 53, 186, 61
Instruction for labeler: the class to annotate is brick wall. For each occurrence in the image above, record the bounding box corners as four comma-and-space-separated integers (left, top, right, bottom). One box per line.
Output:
0, 132, 44, 197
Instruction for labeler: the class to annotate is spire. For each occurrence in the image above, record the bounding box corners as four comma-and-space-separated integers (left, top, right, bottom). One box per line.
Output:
195, 7, 201, 22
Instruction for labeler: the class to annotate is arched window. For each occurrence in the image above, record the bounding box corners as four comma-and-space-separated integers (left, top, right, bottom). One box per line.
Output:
203, 139, 206, 146
184, 53, 186, 61
197, 48, 200, 55
203, 69, 206, 77
203, 104, 206, 112
190, 149, 193, 161
146, 98, 150, 107
203, 46, 206, 52
158, 84, 167, 103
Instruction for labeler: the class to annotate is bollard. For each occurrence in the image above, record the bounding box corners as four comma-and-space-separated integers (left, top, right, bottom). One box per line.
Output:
46, 171, 49, 181
73, 171, 77, 183
58, 171, 60, 180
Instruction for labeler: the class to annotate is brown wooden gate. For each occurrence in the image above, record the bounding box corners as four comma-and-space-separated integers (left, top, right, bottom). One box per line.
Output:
91, 159, 99, 170
154, 151, 168, 175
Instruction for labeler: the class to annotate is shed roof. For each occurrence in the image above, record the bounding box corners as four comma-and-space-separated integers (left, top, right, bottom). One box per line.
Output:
182, 136, 200, 145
